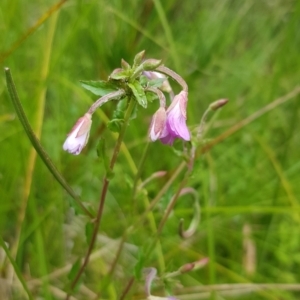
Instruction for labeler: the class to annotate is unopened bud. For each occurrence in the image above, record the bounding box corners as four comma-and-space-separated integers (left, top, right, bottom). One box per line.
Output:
178, 258, 209, 274
179, 262, 195, 273
209, 98, 228, 111
149, 107, 167, 141
121, 59, 131, 70
133, 50, 146, 67
141, 59, 162, 71
63, 113, 92, 155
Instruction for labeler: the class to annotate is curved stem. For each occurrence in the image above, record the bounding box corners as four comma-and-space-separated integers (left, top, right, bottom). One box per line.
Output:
156, 65, 188, 92
66, 99, 136, 299
145, 87, 166, 107
87, 90, 125, 114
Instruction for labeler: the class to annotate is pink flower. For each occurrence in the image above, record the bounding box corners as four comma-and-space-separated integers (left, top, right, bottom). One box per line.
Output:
160, 91, 190, 145
63, 113, 92, 155
149, 107, 167, 141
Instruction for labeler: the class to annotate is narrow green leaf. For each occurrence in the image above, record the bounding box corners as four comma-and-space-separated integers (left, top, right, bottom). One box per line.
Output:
80, 80, 118, 96
128, 81, 147, 108
4, 68, 93, 219
68, 259, 81, 281
85, 221, 94, 245
67, 258, 83, 293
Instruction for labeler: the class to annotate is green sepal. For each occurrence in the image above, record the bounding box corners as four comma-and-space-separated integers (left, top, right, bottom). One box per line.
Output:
133, 50, 145, 68
96, 138, 115, 180
67, 258, 83, 293
121, 59, 131, 70
128, 81, 147, 108
80, 80, 118, 96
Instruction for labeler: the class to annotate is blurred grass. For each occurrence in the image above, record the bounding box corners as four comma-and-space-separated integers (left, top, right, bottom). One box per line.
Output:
1, 0, 300, 299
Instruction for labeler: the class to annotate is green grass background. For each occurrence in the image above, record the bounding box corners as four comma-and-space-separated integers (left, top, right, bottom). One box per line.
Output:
1, 0, 300, 299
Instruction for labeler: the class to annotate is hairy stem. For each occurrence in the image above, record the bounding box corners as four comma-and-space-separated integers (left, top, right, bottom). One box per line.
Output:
66, 99, 136, 299
87, 90, 125, 114
156, 65, 188, 92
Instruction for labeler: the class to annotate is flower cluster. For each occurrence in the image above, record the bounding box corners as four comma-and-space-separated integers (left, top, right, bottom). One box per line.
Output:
150, 90, 190, 145
63, 51, 191, 155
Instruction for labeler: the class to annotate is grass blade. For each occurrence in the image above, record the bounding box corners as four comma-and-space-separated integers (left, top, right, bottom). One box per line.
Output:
4, 68, 93, 219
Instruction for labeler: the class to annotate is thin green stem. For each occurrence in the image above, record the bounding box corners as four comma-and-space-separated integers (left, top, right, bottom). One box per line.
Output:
4, 68, 93, 219
0, 237, 34, 300
66, 99, 136, 299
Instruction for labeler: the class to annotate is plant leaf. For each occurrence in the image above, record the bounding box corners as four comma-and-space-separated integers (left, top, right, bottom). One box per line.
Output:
109, 69, 130, 80
107, 119, 124, 133
80, 80, 118, 96
145, 91, 159, 103
128, 81, 147, 108
85, 221, 94, 245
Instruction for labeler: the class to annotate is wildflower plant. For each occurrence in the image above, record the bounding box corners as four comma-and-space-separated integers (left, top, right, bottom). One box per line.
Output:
5, 50, 227, 299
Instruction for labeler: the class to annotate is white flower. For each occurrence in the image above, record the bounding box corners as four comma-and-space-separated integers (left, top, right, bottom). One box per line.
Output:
63, 113, 92, 155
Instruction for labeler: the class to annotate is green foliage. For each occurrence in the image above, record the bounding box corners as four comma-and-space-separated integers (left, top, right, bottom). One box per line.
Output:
128, 81, 148, 108
1, 0, 300, 299
80, 80, 118, 96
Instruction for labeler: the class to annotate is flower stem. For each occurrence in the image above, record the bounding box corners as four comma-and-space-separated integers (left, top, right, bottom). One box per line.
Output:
87, 90, 125, 114
66, 98, 136, 299
145, 87, 166, 107
156, 65, 188, 92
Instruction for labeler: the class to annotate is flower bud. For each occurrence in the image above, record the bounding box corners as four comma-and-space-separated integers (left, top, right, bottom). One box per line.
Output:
133, 50, 146, 67
149, 107, 167, 141
121, 59, 131, 70
209, 98, 228, 111
178, 262, 195, 274
63, 113, 92, 155
141, 59, 162, 71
